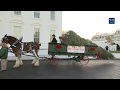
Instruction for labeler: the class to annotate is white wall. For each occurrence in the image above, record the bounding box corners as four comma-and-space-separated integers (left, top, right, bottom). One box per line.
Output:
0, 11, 62, 56
92, 41, 109, 49
92, 41, 117, 51
109, 45, 117, 51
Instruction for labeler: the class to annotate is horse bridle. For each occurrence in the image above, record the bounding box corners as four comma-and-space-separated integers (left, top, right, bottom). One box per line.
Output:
1, 37, 8, 42
2, 36, 20, 48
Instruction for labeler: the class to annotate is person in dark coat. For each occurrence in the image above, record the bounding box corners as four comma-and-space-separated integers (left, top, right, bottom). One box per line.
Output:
51, 34, 57, 43
105, 46, 109, 51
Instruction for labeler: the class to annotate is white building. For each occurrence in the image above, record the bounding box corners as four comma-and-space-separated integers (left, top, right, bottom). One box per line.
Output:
0, 11, 62, 55
92, 32, 117, 51
92, 40, 117, 51
113, 29, 120, 41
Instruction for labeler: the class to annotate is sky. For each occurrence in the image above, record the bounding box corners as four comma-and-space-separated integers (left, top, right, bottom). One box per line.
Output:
62, 11, 120, 40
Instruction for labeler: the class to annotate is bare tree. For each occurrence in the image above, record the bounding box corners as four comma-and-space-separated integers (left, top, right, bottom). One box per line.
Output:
105, 35, 115, 44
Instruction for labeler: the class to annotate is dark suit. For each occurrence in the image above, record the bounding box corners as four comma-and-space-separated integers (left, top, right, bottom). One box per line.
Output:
105, 46, 109, 51
51, 38, 57, 43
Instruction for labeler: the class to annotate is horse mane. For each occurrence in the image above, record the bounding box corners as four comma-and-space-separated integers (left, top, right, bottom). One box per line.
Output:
7, 35, 18, 40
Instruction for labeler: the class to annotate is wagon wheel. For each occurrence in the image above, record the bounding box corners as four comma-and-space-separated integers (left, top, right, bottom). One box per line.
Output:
80, 56, 89, 65
50, 56, 59, 65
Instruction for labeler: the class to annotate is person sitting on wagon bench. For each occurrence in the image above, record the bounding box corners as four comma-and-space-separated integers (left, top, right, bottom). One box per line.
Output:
51, 34, 57, 43
59, 36, 64, 44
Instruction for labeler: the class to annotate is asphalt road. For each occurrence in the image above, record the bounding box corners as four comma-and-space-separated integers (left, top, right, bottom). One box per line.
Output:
0, 60, 120, 79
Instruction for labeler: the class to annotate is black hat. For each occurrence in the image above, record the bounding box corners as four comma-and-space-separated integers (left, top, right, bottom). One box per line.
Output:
52, 34, 55, 37
59, 36, 62, 39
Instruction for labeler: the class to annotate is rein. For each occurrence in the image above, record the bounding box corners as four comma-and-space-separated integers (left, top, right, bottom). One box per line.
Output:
11, 37, 22, 47
7, 48, 42, 59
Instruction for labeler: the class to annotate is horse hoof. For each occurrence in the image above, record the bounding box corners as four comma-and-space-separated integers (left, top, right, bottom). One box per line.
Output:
20, 61, 23, 65
13, 65, 19, 68
20, 63, 23, 65
31, 60, 37, 64
34, 63, 40, 66
34, 60, 40, 66
31, 62, 35, 64
34, 64, 39, 66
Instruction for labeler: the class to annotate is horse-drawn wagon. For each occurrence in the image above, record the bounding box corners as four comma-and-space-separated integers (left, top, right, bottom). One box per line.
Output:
1, 34, 101, 68
48, 43, 99, 65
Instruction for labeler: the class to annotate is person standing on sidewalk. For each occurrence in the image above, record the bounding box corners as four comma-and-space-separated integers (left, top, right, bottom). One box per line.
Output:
105, 45, 109, 52
0, 43, 8, 71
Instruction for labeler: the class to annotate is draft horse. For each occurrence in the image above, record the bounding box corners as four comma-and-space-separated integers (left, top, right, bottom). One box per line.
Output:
1, 34, 41, 68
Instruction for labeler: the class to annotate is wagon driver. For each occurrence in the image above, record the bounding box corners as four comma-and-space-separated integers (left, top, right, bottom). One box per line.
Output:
51, 34, 57, 43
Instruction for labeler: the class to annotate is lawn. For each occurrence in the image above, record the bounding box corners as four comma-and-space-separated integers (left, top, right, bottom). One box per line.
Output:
110, 51, 120, 53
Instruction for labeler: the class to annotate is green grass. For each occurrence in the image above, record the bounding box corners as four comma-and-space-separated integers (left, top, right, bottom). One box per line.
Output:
110, 51, 120, 53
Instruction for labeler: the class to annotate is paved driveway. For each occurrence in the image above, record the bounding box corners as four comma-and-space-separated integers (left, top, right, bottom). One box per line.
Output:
0, 60, 120, 79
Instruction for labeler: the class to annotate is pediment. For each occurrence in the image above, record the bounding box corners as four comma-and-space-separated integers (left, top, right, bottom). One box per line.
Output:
32, 22, 42, 26
10, 19, 24, 24
48, 24, 57, 28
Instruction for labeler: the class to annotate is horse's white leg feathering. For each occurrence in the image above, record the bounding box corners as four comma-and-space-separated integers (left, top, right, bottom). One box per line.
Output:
34, 59, 39, 66
32, 50, 39, 66
31, 58, 37, 64
13, 57, 20, 68
19, 57, 23, 65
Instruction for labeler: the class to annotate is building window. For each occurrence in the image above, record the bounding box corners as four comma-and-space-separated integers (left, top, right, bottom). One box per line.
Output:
14, 26, 22, 39
34, 28, 40, 43
34, 11, 40, 18
14, 11, 21, 15
50, 29, 55, 41
50, 11, 55, 20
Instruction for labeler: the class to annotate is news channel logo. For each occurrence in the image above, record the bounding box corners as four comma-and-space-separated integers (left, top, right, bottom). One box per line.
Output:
109, 18, 115, 24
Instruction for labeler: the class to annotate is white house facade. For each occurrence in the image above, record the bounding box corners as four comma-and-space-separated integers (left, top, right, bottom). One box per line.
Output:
91, 32, 117, 51
0, 11, 62, 56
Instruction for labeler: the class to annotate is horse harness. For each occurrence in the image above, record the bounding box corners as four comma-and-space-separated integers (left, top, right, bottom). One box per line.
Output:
8, 37, 23, 52
9, 37, 38, 52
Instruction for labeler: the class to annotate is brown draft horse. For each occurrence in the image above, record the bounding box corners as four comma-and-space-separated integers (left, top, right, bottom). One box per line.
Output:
1, 34, 41, 68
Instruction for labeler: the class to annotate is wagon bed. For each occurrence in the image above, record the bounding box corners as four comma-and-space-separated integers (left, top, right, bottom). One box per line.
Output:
48, 43, 99, 65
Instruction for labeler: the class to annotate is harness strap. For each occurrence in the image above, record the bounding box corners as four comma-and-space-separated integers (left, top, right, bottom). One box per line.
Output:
11, 37, 23, 47
12, 40, 19, 46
